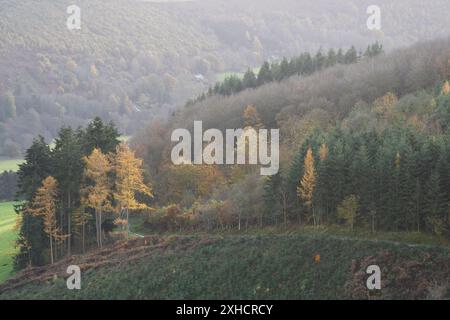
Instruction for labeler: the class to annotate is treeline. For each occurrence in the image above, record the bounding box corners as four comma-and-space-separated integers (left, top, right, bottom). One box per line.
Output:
136, 68, 450, 237
286, 126, 450, 234
14, 118, 152, 269
188, 43, 383, 105
142, 123, 450, 236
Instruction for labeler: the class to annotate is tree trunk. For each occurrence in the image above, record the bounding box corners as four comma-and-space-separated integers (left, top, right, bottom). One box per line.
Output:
95, 210, 100, 248
99, 209, 103, 248
82, 222, 85, 254
49, 234, 54, 264
60, 199, 64, 255
67, 192, 71, 256
238, 210, 241, 231
283, 193, 287, 228
126, 208, 129, 239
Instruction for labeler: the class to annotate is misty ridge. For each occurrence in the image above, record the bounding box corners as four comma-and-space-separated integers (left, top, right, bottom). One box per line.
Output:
0, 0, 450, 158
1, 0, 450, 301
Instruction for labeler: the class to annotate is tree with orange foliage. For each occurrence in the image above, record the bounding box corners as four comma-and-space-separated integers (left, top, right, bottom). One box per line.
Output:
297, 147, 317, 226
82, 148, 112, 248
243, 105, 263, 129
26, 176, 60, 264
113, 143, 153, 238
442, 80, 450, 95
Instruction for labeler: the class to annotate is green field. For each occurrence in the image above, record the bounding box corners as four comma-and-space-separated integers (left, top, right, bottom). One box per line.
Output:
216, 67, 260, 82
0, 159, 23, 174
0, 202, 18, 283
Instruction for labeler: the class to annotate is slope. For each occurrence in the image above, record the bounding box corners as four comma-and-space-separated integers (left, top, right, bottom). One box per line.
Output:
0, 233, 448, 299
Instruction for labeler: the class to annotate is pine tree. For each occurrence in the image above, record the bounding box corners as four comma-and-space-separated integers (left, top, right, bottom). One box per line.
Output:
26, 177, 60, 264
52, 127, 84, 256
80, 117, 120, 155
257, 62, 272, 86
72, 206, 91, 253
337, 195, 359, 231
14, 137, 52, 269
242, 68, 257, 89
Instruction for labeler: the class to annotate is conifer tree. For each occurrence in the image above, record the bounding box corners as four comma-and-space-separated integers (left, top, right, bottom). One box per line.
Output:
26, 176, 60, 264
298, 147, 317, 226
82, 148, 112, 248
113, 143, 153, 238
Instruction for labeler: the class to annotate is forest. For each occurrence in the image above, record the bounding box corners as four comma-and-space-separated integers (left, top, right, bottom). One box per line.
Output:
131, 38, 450, 237
11, 37, 450, 274
12, 118, 152, 268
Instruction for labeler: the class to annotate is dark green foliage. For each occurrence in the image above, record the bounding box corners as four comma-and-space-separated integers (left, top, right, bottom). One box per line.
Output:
0, 171, 18, 201
288, 126, 450, 234
79, 117, 121, 155
13, 118, 120, 270
192, 44, 379, 105
14, 137, 52, 269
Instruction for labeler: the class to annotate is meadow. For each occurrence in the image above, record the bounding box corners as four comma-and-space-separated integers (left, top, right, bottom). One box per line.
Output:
0, 202, 18, 283
0, 159, 23, 174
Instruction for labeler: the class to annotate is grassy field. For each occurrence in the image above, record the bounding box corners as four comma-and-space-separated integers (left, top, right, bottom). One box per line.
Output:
216, 67, 260, 82
0, 202, 18, 283
0, 232, 449, 299
0, 159, 23, 173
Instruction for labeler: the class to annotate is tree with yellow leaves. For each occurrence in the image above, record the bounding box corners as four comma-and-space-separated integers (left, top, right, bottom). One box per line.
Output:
82, 148, 112, 248
297, 147, 317, 226
442, 80, 450, 95
243, 105, 263, 129
26, 176, 60, 264
373, 92, 398, 120
319, 143, 328, 162
113, 143, 153, 238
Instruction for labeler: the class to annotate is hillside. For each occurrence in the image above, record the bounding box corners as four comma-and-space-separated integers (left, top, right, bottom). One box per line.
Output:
2, 0, 450, 157
0, 233, 449, 299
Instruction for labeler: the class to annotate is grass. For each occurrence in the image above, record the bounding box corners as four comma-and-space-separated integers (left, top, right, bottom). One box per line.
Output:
136, 219, 450, 248
0, 202, 18, 283
1, 213, 448, 299
216, 67, 260, 82
1, 233, 449, 299
0, 159, 23, 173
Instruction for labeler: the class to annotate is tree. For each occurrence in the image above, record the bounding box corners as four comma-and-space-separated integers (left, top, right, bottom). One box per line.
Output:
257, 62, 272, 86
243, 105, 263, 129
242, 68, 257, 89
26, 177, 60, 264
442, 81, 450, 95
72, 206, 90, 253
297, 147, 317, 226
337, 195, 359, 231
14, 137, 52, 269
113, 143, 153, 237
0, 92, 16, 121
344, 46, 358, 64
52, 127, 84, 256
264, 172, 288, 226
82, 148, 112, 248
80, 117, 120, 155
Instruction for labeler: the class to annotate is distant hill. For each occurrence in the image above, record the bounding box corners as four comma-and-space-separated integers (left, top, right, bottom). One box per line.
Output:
1, 0, 450, 157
